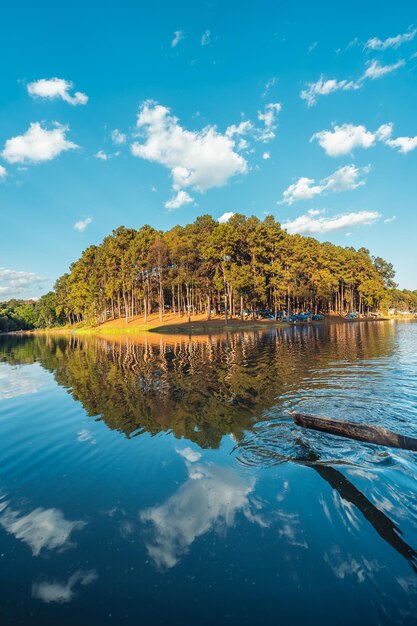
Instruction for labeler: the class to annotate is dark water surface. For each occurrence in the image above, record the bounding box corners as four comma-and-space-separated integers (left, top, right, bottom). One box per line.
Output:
1, 321, 417, 625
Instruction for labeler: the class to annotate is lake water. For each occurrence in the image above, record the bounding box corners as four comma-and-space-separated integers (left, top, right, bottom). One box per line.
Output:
1, 321, 417, 625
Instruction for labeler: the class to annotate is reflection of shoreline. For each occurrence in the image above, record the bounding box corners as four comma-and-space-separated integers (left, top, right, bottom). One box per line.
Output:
0, 322, 398, 449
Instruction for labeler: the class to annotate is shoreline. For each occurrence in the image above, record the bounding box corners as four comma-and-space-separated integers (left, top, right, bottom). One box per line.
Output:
1, 312, 401, 338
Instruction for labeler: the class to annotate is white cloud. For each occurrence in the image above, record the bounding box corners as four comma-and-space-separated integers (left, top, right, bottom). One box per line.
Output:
311, 123, 380, 156
218, 211, 235, 223
385, 134, 417, 153
172, 31, 184, 47
374, 123, 394, 142
301, 57, 406, 106
262, 151, 270, 160
365, 29, 417, 50
301, 76, 358, 107
223, 105, 281, 149
0, 165, 7, 179
94, 150, 109, 161
225, 120, 254, 140
362, 59, 405, 80
0, 504, 85, 556
324, 164, 370, 192
280, 177, 322, 204
164, 190, 193, 210
132, 101, 247, 194
2, 122, 77, 164
0, 267, 47, 299
111, 129, 126, 145
373, 122, 417, 153
262, 77, 278, 98
32, 570, 97, 604
282, 209, 380, 235
384, 215, 396, 223
312, 122, 417, 156
279, 165, 369, 205
27, 78, 88, 106
257, 103, 281, 141
308, 41, 318, 53
201, 29, 211, 46
73, 217, 92, 232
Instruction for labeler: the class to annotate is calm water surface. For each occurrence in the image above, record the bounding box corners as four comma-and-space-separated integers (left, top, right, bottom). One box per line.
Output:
1, 321, 417, 625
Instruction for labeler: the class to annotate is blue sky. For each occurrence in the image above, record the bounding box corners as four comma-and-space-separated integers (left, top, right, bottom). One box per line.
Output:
1, 0, 417, 299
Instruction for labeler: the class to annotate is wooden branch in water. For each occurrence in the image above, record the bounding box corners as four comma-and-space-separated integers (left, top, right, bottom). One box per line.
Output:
292, 412, 417, 452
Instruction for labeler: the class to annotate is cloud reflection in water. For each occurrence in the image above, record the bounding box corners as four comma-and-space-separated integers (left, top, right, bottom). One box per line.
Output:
32, 569, 97, 604
0, 500, 85, 556
140, 460, 257, 569
0, 363, 50, 401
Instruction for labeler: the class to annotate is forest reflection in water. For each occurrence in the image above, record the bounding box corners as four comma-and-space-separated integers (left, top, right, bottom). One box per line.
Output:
0, 321, 398, 451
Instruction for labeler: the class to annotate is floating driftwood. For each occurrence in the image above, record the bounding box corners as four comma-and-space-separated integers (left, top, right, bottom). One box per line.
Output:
292, 412, 417, 452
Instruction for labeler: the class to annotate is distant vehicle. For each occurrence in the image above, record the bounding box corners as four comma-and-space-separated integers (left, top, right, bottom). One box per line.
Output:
256, 309, 274, 319
347, 312, 359, 319
285, 313, 312, 322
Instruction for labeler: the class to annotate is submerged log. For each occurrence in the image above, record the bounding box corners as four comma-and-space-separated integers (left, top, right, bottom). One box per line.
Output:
292, 412, 417, 452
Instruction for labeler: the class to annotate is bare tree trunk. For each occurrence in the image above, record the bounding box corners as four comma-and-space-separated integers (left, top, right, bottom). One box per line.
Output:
186, 284, 191, 322
224, 281, 228, 325
159, 274, 163, 322
123, 292, 129, 324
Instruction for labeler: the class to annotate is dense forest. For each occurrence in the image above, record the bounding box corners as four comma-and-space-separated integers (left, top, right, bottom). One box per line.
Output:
1, 214, 417, 331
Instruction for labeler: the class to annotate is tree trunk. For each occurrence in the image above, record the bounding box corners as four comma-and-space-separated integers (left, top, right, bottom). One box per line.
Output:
186, 284, 191, 322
